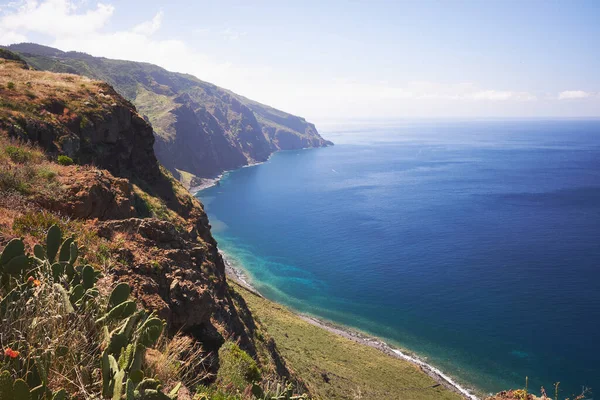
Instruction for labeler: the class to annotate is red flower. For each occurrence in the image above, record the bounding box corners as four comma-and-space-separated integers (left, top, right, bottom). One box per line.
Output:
4, 348, 19, 359
27, 276, 41, 286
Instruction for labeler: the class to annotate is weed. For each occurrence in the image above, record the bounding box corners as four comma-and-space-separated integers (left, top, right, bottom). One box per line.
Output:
5, 145, 33, 163
217, 341, 261, 392
57, 155, 74, 166
12, 210, 61, 239
37, 166, 57, 181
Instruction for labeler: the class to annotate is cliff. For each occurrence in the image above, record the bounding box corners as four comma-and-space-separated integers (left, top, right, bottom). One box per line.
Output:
3, 43, 333, 188
0, 51, 306, 397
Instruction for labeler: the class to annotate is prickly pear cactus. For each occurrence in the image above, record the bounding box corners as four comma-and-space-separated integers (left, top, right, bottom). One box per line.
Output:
46, 225, 62, 263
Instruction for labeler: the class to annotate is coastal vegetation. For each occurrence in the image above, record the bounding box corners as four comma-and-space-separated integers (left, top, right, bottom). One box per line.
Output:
230, 283, 463, 400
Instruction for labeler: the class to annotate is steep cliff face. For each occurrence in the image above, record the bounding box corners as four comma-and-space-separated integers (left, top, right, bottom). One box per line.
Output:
4, 43, 333, 187
0, 53, 296, 383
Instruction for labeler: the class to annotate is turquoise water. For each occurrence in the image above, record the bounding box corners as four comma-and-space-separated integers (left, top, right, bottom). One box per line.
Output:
197, 120, 600, 397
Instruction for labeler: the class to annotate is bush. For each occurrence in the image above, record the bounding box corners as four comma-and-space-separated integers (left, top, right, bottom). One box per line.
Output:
0, 169, 28, 193
5, 145, 32, 163
12, 211, 61, 239
217, 341, 261, 392
37, 166, 57, 181
57, 155, 74, 166
6, 81, 15, 90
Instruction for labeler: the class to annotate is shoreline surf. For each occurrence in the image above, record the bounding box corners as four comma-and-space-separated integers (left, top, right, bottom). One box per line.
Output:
219, 249, 481, 400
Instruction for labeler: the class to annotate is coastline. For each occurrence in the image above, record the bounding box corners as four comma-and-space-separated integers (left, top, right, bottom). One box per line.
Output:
190, 157, 274, 194
219, 250, 481, 400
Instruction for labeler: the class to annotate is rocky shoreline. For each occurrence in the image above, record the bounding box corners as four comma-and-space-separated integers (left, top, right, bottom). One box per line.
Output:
219, 251, 481, 400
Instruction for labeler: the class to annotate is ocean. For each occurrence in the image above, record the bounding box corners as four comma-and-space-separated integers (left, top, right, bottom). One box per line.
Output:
196, 119, 600, 397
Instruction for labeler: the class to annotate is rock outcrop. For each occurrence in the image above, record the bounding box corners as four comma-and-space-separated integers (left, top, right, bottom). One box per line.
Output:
41, 167, 137, 220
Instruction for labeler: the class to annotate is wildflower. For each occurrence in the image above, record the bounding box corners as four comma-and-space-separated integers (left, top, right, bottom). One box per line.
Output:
27, 276, 41, 286
4, 348, 19, 359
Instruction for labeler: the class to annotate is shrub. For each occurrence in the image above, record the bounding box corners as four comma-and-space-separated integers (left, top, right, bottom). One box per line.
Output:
12, 210, 61, 239
37, 166, 57, 181
57, 155, 74, 166
217, 341, 261, 392
0, 169, 28, 194
79, 116, 90, 130
6, 81, 15, 90
5, 145, 32, 163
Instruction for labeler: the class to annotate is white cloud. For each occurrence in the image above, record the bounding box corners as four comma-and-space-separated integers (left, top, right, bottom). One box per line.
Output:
1, 0, 114, 37
0, 30, 27, 45
221, 28, 246, 41
315, 80, 537, 102
0, 0, 595, 120
468, 90, 537, 101
132, 11, 163, 36
558, 90, 592, 100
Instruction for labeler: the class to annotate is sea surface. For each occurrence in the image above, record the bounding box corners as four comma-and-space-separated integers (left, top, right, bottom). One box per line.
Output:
197, 120, 600, 397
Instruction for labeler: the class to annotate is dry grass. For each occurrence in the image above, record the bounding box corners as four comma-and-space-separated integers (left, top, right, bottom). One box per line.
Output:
0, 259, 104, 397
145, 333, 211, 391
0, 134, 59, 195
0, 58, 131, 144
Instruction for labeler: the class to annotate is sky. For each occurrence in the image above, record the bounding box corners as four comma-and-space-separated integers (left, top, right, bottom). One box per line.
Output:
0, 0, 599, 123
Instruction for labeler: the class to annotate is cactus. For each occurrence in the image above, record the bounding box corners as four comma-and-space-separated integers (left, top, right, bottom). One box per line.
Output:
126, 379, 136, 400
3, 254, 29, 275
68, 242, 78, 264
58, 237, 74, 263
138, 318, 164, 348
33, 244, 45, 261
52, 389, 67, 400
12, 379, 31, 400
0, 238, 25, 267
0, 370, 69, 400
0, 371, 13, 399
51, 262, 64, 281
81, 265, 94, 289
101, 349, 113, 397
1, 229, 174, 400
69, 284, 85, 305
0, 238, 28, 279
112, 368, 125, 400
54, 283, 75, 314
108, 282, 131, 311
46, 225, 62, 263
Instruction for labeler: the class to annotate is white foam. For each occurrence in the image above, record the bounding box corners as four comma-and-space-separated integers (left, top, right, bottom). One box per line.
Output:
390, 349, 479, 400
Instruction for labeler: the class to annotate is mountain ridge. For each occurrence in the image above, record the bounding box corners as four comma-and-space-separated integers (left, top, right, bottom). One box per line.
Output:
3, 42, 332, 188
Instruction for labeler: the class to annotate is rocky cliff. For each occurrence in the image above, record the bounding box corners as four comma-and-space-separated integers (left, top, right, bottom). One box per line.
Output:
0, 51, 302, 393
3, 43, 333, 188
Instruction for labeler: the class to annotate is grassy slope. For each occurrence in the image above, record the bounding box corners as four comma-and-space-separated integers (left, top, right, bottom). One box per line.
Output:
231, 283, 463, 400
5, 43, 326, 145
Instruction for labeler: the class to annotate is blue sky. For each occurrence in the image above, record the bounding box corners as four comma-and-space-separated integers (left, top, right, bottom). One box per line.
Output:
1, 0, 599, 122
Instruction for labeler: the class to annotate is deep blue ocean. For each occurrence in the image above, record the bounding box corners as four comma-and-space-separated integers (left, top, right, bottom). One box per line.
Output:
197, 120, 600, 397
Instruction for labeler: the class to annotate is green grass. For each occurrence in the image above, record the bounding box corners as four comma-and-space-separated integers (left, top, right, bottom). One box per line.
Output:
57, 155, 74, 166
5, 145, 33, 163
217, 341, 261, 392
232, 283, 463, 400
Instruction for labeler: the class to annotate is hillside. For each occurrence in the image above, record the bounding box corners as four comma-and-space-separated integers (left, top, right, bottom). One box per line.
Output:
2, 43, 333, 188
0, 51, 310, 399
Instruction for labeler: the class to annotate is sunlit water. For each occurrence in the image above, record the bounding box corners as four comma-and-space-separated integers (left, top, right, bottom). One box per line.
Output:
197, 120, 600, 397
